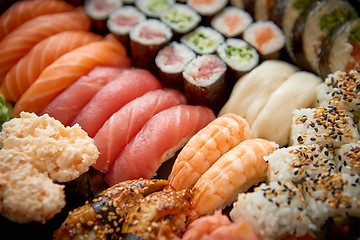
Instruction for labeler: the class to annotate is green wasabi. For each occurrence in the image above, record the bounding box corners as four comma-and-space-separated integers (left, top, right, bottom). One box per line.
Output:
225, 45, 254, 63
164, 8, 193, 29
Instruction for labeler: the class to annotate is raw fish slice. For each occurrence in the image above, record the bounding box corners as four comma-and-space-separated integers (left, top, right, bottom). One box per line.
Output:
192, 139, 277, 215
41, 65, 130, 126
0, 8, 91, 83
169, 113, 251, 190
1, 31, 103, 103
104, 105, 215, 186
72, 69, 162, 137
0, 0, 75, 40
12, 36, 128, 117
93, 89, 187, 173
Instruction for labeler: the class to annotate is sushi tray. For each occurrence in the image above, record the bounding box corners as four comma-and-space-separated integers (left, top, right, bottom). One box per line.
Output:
0, 0, 360, 239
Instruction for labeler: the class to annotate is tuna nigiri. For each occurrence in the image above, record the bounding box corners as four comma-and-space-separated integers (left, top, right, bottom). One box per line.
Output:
12, 35, 128, 117
93, 89, 187, 173
40, 66, 130, 126
0, 31, 103, 103
169, 113, 251, 190
72, 68, 162, 137
104, 105, 215, 186
191, 139, 278, 215
0, 8, 91, 83
0, 0, 75, 40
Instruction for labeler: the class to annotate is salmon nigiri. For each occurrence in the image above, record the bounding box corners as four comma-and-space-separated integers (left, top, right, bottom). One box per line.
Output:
0, 0, 75, 41
72, 68, 162, 137
0, 8, 91, 83
169, 113, 251, 190
104, 105, 215, 186
93, 89, 187, 173
41, 66, 130, 126
0, 31, 103, 103
12, 35, 128, 117
191, 139, 278, 216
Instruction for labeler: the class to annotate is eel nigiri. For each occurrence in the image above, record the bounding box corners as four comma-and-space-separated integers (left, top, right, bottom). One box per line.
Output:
41, 65, 130, 126
169, 113, 251, 190
12, 35, 128, 117
104, 105, 215, 186
93, 89, 187, 173
0, 30, 103, 103
191, 138, 278, 216
0, 0, 75, 40
0, 8, 91, 83
72, 68, 162, 137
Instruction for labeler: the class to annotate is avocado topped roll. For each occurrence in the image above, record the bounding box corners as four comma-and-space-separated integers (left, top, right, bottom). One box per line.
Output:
183, 54, 227, 114
160, 3, 201, 37
211, 6, 253, 38
135, 0, 175, 18
181, 26, 224, 55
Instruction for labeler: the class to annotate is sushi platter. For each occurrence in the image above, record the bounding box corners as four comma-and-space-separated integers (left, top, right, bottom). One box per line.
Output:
0, 0, 360, 239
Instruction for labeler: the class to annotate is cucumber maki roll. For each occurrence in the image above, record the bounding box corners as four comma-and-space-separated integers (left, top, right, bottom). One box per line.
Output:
182, 54, 227, 114
135, 0, 175, 18
292, 0, 357, 74
181, 26, 224, 55
319, 18, 360, 78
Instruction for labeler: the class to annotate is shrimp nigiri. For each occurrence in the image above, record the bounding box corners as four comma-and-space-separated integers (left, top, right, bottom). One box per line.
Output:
169, 113, 251, 190
191, 138, 278, 216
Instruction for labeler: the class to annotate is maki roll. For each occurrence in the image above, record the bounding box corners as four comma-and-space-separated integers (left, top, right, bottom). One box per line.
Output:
210, 6, 253, 38
181, 26, 224, 55
129, 18, 173, 72
216, 38, 259, 88
243, 20, 286, 60
292, 0, 357, 74
107, 6, 146, 53
335, 141, 360, 175
319, 18, 360, 78
182, 54, 227, 114
155, 42, 196, 91
84, 0, 123, 34
188, 0, 228, 25
290, 106, 360, 148
254, 0, 275, 21
135, 0, 175, 18
160, 3, 201, 38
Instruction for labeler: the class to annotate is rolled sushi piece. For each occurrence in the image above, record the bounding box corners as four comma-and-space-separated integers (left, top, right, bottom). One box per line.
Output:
289, 106, 360, 148
292, 0, 357, 74
210, 6, 253, 38
129, 18, 173, 72
84, 0, 123, 34
302, 172, 360, 232
135, 0, 175, 18
335, 141, 360, 175
216, 38, 259, 88
183, 54, 227, 114
265, 144, 336, 184
187, 0, 228, 24
267, 0, 290, 26
319, 18, 360, 78
230, 181, 315, 239
243, 20, 286, 60
160, 3, 201, 38
254, 0, 275, 21
155, 41, 196, 91
181, 26, 225, 55
106, 6, 146, 53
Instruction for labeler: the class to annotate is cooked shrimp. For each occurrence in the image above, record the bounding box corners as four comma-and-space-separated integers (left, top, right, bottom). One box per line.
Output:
191, 139, 278, 216
169, 113, 251, 190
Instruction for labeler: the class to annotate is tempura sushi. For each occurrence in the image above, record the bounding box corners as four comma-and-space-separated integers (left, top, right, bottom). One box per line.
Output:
135, 0, 175, 18
182, 54, 227, 114
210, 6, 253, 38
243, 20, 286, 60
290, 107, 360, 148
216, 38, 259, 87
129, 19, 173, 72
107, 6, 146, 53
155, 41, 196, 91
181, 26, 224, 55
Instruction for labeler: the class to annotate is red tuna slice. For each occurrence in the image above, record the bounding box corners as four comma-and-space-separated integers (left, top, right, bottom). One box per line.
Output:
104, 105, 215, 186
41, 65, 130, 126
93, 89, 187, 173
72, 68, 162, 137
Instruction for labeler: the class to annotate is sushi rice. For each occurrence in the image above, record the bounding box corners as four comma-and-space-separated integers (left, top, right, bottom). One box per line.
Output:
84, 0, 123, 20
107, 6, 146, 36
135, 0, 175, 18
335, 141, 360, 175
